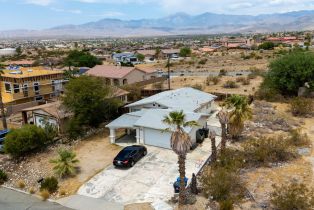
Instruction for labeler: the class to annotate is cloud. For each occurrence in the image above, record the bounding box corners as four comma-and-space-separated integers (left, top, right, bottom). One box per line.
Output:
24, 0, 54, 6
50, 7, 82, 14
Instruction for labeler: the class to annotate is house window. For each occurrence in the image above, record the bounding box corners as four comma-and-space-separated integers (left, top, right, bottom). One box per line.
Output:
51, 80, 55, 92
13, 84, 20, 93
34, 82, 40, 94
113, 79, 120, 86
23, 84, 28, 97
4, 83, 11, 93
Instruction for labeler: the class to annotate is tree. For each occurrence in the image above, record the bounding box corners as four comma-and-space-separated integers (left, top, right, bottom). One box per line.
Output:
4, 125, 51, 157
263, 51, 314, 95
62, 76, 121, 130
258, 41, 275, 50
0, 69, 7, 129
217, 110, 229, 152
209, 131, 217, 163
225, 95, 252, 139
155, 48, 162, 59
163, 110, 198, 205
63, 50, 102, 68
136, 53, 145, 62
50, 149, 79, 178
179, 47, 192, 57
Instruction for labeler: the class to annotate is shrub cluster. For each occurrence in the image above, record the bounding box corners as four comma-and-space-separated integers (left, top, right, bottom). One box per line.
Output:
0, 169, 8, 184
223, 80, 238, 89
271, 183, 314, 210
40, 177, 58, 193
290, 97, 313, 116
206, 76, 220, 85
4, 125, 52, 157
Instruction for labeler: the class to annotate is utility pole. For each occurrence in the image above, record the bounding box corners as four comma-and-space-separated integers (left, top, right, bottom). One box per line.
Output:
167, 56, 171, 90
0, 70, 7, 130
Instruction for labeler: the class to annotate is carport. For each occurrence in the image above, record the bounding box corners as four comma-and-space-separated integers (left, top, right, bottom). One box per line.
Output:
106, 111, 145, 145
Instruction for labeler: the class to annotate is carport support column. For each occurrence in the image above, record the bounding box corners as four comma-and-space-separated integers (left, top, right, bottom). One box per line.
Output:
109, 128, 116, 144
136, 128, 140, 144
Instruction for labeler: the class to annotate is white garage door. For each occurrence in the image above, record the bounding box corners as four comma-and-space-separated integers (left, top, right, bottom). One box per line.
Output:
144, 128, 171, 149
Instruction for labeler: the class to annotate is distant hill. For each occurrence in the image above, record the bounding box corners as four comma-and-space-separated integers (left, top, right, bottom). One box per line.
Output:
2, 10, 314, 38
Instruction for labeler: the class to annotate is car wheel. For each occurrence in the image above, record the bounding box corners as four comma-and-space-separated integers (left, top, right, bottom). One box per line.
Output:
130, 160, 135, 167
143, 150, 147, 156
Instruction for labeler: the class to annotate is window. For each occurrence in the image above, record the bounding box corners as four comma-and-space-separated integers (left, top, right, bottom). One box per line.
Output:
51, 80, 55, 92
13, 84, 20, 93
34, 82, 40, 93
4, 83, 11, 93
23, 84, 28, 97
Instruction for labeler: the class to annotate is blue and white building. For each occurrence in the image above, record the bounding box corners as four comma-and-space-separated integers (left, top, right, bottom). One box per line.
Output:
106, 87, 217, 149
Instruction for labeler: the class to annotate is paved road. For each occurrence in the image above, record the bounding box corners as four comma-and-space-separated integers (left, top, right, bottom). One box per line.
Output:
0, 187, 72, 210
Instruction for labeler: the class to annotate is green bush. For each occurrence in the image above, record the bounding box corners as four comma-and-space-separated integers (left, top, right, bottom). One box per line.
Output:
40, 177, 58, 193
65, 117, 86, 140
258, 42, 275, 50
198, 58, 207, 65
219, 69, 227, 76
0, 169, 8, 184
219, 199, 234, 210
4, 125, 51, 157
290, 97, 313, 116
243, 136, 296, 166
255, 83, 284, 102
271, 182, 314, 210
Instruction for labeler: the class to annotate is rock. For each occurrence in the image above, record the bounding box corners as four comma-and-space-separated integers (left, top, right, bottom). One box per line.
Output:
297, 148, 311, 156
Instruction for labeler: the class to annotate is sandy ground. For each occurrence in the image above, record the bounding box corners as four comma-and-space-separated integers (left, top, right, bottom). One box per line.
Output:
147, 75, 263, 96
0, 130, 122, 198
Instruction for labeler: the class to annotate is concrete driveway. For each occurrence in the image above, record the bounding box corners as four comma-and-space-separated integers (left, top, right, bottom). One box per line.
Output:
78, 136, 221, 204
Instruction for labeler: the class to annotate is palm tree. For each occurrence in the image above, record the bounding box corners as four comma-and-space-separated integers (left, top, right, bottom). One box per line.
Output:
163, 110, 198, 205
0, 66, 7, 130
225, 95, 252, 139
50, 149, 79, 178
209, 130, 217, 163
217, 109, 229, 152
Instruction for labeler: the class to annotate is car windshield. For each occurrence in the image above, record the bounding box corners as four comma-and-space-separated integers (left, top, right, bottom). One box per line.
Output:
116, 149, 133, 159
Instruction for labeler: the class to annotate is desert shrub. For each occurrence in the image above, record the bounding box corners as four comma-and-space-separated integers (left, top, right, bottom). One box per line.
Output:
59, 189, 67, 196
219, 199, 234, 210
65, 117, 86, 140
17, 180, 25, 189
40, 177, 58, 193
200, 167, 245, 202
236, 77, 245, 83
242, 136, 296, 166
198, 58, 207, 65
219, 69, 227, 76
255, 83, 284, 102
0, 169, 8, 184
290, 97, 313, 116
258, 42, 275, 50
4, 125, 50, 157
191, 84, 203, 91
40, 189, 50, 201
242, 78, 250, 85
29, 187, 36, 194
288, 129, 311, 147
206, 76, 220, 85
223, 81, 238, 89
271, 182, 314, 210
213, 149, 245, 171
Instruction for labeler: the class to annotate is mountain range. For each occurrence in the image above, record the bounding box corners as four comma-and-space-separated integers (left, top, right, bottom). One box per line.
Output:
2, 10, 314, 38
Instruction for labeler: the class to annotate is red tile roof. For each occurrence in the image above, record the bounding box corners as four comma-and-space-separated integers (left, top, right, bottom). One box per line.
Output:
86, 65, 135, 79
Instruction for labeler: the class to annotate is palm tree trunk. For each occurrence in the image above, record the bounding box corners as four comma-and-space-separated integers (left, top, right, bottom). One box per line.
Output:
221, 123, 227, 151
211, 136, 217, 162
0, 87, 7, 130
178, 154, 187, 206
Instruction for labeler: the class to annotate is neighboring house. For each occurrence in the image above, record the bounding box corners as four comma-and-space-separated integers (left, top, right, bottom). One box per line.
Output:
21, 101, 70, 133
161, 49, 180, 59
112, 52, 140, 65
0, 67, 65, 105
110, 87, 129, 104
5, 60, 35, 67
135, 50, 156, 61
106, 87, 217, 149
86, 65, 159, 86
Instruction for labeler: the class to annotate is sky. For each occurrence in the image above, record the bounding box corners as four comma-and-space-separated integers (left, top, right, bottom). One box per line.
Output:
1, 0, 314, 30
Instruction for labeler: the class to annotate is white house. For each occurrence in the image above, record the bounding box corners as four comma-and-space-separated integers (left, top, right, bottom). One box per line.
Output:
106, 87, 217, 149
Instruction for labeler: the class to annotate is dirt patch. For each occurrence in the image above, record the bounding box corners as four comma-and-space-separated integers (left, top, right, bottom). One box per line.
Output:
0, 130, 122, 198
125, 203, 153, 210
